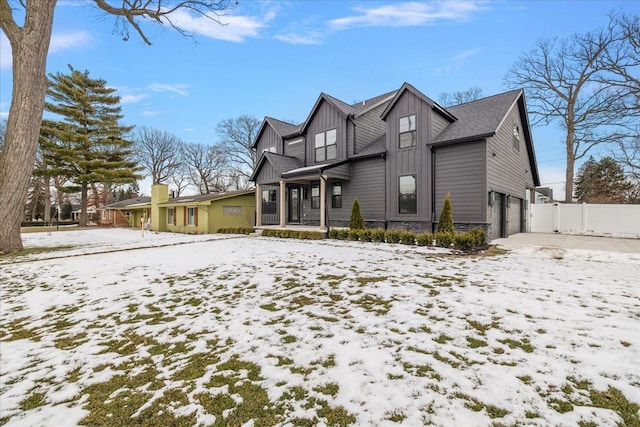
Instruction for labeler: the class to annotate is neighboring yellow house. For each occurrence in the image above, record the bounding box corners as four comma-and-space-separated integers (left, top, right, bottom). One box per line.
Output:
102, 185, 255, 233
152, 184, 256, 233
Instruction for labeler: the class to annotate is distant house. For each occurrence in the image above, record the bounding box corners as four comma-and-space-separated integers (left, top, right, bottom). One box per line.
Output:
102, 185, 256, 233
250, 82, 540, 240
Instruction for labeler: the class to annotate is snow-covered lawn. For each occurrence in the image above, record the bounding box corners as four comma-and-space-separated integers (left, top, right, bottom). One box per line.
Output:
1, 229, 639, 426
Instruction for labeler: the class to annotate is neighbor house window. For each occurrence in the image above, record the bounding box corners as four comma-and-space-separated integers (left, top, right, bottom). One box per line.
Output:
332, 183, 342, 208
167, 207, 174, 224
315, 129, 337, 162
512, 124, 520, 151
399, 175, 417, 214
223, 206, 243, 215
187, 207, 196, 225
262, 189, 277, 215
311, 184, 320, 209
399, 114, 417, 148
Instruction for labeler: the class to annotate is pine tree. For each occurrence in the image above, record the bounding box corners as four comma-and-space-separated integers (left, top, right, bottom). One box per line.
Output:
39, 66, 138, 226
436, 193, 455, 234
574, 156, 631, 203
350, 197, 365, 230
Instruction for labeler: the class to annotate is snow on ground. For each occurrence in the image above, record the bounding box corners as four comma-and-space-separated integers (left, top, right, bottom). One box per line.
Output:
1, 229, 639, 426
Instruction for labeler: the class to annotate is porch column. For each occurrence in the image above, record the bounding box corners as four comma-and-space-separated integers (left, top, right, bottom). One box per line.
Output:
279, 180, 286, 227
320, 175, 327, 230
255, 183, 262, 227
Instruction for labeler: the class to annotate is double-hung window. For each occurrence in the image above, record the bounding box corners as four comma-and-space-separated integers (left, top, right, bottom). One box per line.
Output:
332, 183, 342, 208
399, 114, 417, 149
315, 129, 337, 162
167, 207, 174, 225
262, 189, 277, 215
311, 185, 320, 209
399, 175, 417, 214
187, 207, 196, 225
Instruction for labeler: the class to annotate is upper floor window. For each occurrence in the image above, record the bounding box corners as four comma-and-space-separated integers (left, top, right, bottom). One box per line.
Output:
315, 129, 337, 162
399, 114, 417, 149
311, 184, 320, 209
262, 145, 276, 154
262, 189, 277, 215
512, 124, 520, 152
399, 175, 417, 215
332, 183, 342, 209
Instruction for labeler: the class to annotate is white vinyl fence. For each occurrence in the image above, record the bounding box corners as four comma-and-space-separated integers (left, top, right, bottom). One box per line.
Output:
530, 203, 640, 237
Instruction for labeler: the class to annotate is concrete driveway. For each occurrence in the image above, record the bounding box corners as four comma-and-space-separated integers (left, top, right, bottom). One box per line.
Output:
492, 233, 640, 254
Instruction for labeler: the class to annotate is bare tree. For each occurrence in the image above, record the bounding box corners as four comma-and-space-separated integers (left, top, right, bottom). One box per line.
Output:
216, 115, 260, 182
135, 126, 183, 184
182, 143, 229, 194
170, 163, 191, 197
0, 0, 234, 253
504, 13, 638, 203
438, 87, 483, 107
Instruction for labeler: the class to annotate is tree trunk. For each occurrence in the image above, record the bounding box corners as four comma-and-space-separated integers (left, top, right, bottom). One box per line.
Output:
44, 176, 51, 223
80, 183, 88, 227
0, 1, 57, 253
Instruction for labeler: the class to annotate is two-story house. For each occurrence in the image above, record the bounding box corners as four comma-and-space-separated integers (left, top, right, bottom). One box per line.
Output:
250, 82, 540, 240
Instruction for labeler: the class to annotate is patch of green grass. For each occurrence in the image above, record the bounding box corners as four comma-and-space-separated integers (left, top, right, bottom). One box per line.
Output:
54, 332, 88, 350
355, 276, 388, 286
548, 398, 574, 413
517, 375, 532, 385
433, 334, 454, 344
172, 352, 220, 381
313, 383, 340, 397
454, 393, 509, 419
282, 335, 297, 344
260, 302, 279, 312
385, 410, 406, 422
194, 392, 235, 417
352, 294, 392, 315
1, 245, 75, 258
290, 295, 316, 309
433, 352, 460, 368
525, 411, 539, 419
498, 337, 534, 353
466, 336, 488, 348
19, 392, 46, 411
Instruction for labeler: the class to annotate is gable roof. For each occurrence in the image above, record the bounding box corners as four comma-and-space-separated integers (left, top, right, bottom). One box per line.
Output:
252, 117, 301, 148
381, 82, 456, 122
104, 196, 151, 209
353, 133, 386, 159
249, 151, 304, 182
432, 89, 522, 145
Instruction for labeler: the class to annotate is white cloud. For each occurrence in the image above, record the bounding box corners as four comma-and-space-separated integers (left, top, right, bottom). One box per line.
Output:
163, 9, 271, 42
0, 111, 8, 119
434, 47, 482, 76
120, 94, 149, 105
147, 83, 190, 96
275, 31, 323, 45
1, 30, 91, 70
49, 31, 92, 52
329, 1, 485, 30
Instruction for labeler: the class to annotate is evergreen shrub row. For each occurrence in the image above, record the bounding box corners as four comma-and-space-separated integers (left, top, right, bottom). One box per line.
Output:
328, 227, 486, 251
216, 227, 254, 235
261, 229, 324, 240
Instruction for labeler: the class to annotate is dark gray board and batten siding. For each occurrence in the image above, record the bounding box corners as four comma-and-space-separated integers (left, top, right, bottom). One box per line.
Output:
306, 101, 347, 165
354, 102, 389, 154
256, 125, 282, 156
384, 90, 433, 222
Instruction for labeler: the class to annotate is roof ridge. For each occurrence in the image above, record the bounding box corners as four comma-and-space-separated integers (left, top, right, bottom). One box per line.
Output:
448, 89, 522, 108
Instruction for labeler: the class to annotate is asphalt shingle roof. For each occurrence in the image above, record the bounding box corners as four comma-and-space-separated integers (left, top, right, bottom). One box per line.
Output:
433, 90, 522, 144
265, 117, 301, 138
103, 197, 151, 209
262, 152, 304, 175
353, 134, 386, 159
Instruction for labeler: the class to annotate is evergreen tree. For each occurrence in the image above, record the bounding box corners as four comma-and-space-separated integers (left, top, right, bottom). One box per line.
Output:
436, 193, 455, 234
574, 156, 631, 203
350, 198, 365, 230
39, 66, 138, 226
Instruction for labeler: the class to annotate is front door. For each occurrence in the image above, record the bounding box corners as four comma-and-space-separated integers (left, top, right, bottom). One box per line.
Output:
288, 186, 301, 223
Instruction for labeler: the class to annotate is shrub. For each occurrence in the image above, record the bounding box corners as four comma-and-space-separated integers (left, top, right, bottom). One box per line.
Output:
416, 232, 433, 246
370, 229, 386, 243
399, 230, 416, 245
436, 193, 455, 234
454, 233, 475, 251
360, 229, 373, 242
469, 228, 487, 246
328, 228, 339, 239
385, 229, 402, 244
216, 227, 254, 235
435, 232, 454, 248
350, 198, 365, 230
348, 229, 361, 241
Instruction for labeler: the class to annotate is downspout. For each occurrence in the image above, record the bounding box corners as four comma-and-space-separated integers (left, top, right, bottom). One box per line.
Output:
348, 114, 356, 155
430, 145, 436, 234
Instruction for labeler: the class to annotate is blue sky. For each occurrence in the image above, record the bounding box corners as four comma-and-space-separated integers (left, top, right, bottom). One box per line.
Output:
1, 0, 637, 198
